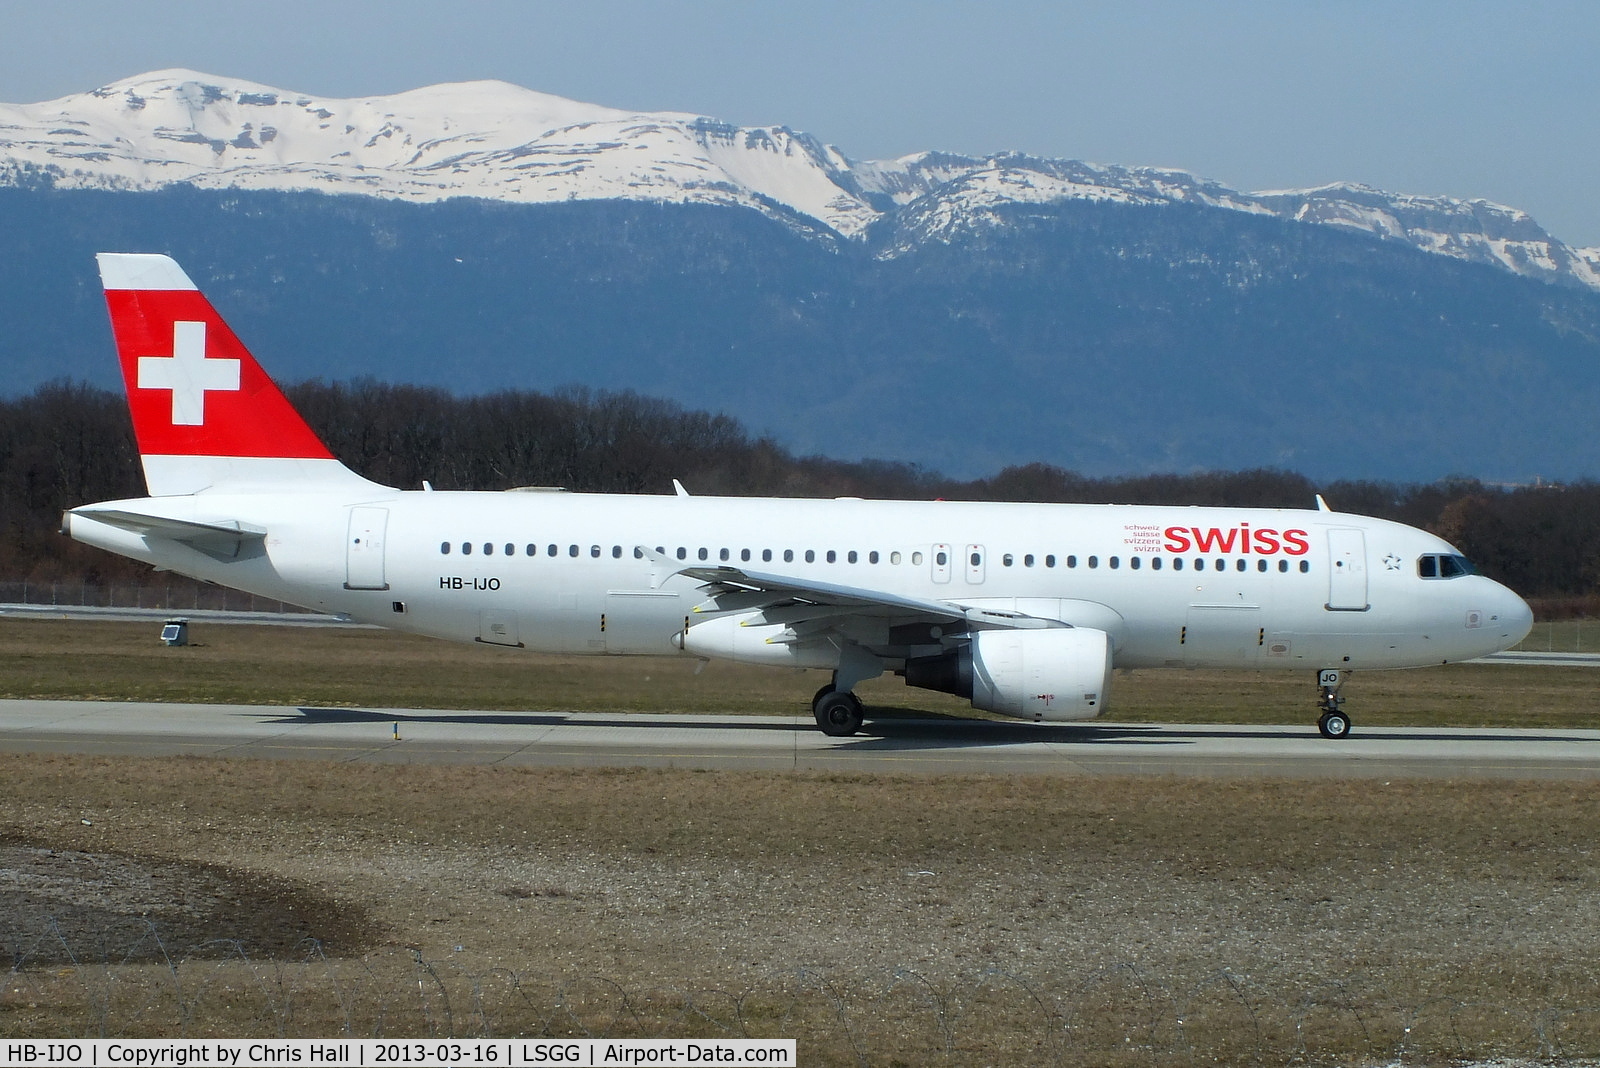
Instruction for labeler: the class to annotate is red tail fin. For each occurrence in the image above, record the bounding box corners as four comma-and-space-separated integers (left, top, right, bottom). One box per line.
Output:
97, 254, 379, 496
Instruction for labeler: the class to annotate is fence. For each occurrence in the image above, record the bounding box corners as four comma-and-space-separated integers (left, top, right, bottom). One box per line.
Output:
0, 581, 306, 616
1516, 620, 1595, 654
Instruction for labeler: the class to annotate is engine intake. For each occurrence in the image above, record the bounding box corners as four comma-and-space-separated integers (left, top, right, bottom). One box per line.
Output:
905, 628, 1112, 721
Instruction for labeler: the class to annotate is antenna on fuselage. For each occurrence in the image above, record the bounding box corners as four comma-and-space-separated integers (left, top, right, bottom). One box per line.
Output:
1315, 494, 1333, 512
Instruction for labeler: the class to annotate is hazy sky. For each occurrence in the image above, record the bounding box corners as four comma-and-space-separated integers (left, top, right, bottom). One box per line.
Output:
4, 0, 1597, 244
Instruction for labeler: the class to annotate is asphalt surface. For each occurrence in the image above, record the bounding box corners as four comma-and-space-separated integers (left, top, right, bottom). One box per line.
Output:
2, 698, 1598, 779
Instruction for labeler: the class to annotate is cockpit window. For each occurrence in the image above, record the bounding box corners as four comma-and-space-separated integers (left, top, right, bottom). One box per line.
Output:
1418, 553, 1476, 579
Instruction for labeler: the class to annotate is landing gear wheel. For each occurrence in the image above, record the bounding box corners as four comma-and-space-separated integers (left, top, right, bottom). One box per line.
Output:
1318, 711, 1351, 739
814, 689, 864, 737
1315, 668, 1351, 739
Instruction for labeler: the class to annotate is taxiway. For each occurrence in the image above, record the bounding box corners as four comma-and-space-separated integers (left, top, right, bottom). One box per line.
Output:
1, 699, 1596, 779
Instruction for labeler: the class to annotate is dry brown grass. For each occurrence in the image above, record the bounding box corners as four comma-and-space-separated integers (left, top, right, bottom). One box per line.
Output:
2, 618, 1597, 730
4, 756, 1600, 1063
4, 618, 1600, 1062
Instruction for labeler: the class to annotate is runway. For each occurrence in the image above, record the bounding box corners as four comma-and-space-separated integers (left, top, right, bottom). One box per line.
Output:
2, 699, 1598, 779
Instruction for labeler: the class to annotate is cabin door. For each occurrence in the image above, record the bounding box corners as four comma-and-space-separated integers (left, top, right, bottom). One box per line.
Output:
344, 507, 389, 591
1326, 529, 1370, 611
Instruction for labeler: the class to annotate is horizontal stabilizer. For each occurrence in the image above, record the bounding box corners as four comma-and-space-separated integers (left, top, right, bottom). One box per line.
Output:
68, 507, 266, 561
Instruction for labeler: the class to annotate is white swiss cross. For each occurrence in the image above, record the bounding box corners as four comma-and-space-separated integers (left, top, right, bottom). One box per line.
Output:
137, 321, 241, 426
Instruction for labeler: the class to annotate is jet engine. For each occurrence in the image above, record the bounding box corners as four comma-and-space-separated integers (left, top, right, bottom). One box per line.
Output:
904, 628, 1112, 721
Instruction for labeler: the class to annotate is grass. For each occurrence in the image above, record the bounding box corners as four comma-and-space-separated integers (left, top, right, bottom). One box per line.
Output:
1, 617, 1596, 730
4, 758, 1600, 1063
1516, 619, 1600, 654
4, 617, 1600, 1060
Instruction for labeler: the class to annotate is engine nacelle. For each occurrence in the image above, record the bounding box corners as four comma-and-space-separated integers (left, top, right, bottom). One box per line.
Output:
905, 628, 1112, 721
674, 611, 839, 670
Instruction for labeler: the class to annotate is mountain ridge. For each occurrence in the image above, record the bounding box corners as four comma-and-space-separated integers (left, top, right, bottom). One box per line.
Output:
2, 69, 1595, 290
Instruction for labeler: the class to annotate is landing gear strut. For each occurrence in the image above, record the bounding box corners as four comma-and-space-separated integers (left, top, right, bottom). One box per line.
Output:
1316, 669, 1351, 739
813, 683, 864, 737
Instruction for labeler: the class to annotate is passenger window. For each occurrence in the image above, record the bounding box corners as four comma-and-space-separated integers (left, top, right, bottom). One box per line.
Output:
526, 544, 537, 557
1130, 557, 1140, 570
912, 552, 923, 565
1088, 556, 1099, 569
719, 548, 730, 561
1152, 557, 1162, 571
741, 549, 751, 562
970, 551, 981, 567
1045, 555, 1056, 568
1003, 554, 1014, 567
613, 546, 622, 559
1215, 559, 1225, 571
1067, 555, 1077, 568
784, 550, 795, 563
698, 548, 709, 561
441, 542, 451, 555
590, 545, 601, 558
1109, 556, 1119, 569
462, 542, 473, 556
1194, 559, 1204, 572
506, 543, 515, 556
848, 550, 858, 564
1236, 560, 1246, 572
1257, 560, 1267, 572
676, 547, 687, 560
634, 547, 644, 559
1173, 558, 1184, 571
1278, 559, 1288, 573
569, 545, 579, 557
483, 543, 494, 556
762, 549, 772, 562
1299, 560, 1310, 573
805, 550, 816, 563
890, 551, 901, 564
548, 544, 558, 557
827, 550, 837, 563
1024, 554, 1034, 567
936, 551, 948, 566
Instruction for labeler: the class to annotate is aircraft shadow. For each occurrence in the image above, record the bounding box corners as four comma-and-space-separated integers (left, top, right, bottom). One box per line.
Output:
265, 706, 1178, 750
259, 708, 1594, 751
831, 719, 1179, 750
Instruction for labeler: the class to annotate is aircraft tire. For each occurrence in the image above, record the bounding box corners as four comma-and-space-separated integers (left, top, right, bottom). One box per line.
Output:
1318, 711, 1352, 739
814, 689, 865, 737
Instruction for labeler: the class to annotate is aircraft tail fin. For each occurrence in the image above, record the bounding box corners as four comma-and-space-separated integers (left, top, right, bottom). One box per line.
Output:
96, 253, 385, 497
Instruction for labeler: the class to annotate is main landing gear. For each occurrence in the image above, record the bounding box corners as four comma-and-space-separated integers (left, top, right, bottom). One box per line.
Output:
1316, 669, 1351, 739
813, 684, 864, 737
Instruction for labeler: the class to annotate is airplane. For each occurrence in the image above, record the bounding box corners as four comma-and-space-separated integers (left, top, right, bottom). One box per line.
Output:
65, 253, 1535, 739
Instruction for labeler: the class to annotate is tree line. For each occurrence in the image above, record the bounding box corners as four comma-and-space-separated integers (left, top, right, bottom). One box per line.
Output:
3, 379, 1596, 614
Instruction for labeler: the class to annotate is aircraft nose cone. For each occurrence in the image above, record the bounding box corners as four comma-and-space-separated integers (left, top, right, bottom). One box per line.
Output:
1502, 589, 1535, 647
1484, 583, 1534, 652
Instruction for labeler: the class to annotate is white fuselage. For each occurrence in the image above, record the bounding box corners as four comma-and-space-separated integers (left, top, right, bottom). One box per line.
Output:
69, 488, 1534, 677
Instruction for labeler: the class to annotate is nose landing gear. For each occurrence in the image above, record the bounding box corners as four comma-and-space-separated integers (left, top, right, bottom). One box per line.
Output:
1316, 669, 1351, 739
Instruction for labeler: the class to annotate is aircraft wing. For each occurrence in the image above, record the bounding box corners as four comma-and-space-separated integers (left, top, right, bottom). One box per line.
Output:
675, 564, 1066, 632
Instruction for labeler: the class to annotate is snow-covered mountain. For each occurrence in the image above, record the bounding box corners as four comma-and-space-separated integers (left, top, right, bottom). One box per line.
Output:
4, 69, 1596, 290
